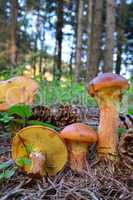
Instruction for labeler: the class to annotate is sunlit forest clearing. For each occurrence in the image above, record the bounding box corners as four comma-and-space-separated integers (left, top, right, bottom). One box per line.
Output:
0, 0, 133, 200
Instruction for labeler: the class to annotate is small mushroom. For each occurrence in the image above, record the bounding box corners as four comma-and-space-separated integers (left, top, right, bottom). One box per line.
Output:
12, 126, 68, 177
88, 73, 128, 160
60, 123, 97, 172
0, 76, 38, 111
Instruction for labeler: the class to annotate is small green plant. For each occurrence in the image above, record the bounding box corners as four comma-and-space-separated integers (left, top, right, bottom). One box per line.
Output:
0, 161, 13, 170
0, 168, 16, 181
128, 105, 133, 115
0, 160, 16, 182
8, 104, 60, 131
16, 157, 32, 167
9, 104, 33, 118
0, 112, 13, 123
118, 127, 126, 136
25, 144, 34, 154
0, 112, 13, 138
35, 80, 96, 106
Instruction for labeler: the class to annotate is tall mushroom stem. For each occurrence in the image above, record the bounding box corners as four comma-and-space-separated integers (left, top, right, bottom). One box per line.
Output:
29, 152, 46, 176
67, 141, 88, 172
88, 73, 129, 165
96, 89, 120, 160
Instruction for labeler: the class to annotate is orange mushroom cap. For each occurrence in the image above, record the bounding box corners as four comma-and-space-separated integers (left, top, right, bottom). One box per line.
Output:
88, 73, 129, 96
60, 123, 97, 143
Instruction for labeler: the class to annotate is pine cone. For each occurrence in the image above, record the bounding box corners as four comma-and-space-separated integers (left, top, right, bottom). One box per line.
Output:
51, 104, 80, 128
30, 105, 53, 123
30, 105, 133, 130
119, 114, 133, 129
77, 106, 99, 128
119, 128, 133, 170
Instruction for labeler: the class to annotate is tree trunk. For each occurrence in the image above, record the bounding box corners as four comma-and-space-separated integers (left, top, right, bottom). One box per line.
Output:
69, 49, 73, 84
10, 0, 18, 67
104, 0, 115, 72
115, 0, 125, 74
54, 0, 64, 80
32, 37, 37, 76
75, 0, 83, 82
115, 32, 123, 75
87, 0, 103, 81
32, 0, 42, 78
39, 18, 45, 80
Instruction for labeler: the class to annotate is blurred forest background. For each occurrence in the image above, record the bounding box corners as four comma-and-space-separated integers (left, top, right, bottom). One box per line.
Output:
0, 1, 133, 197
0, 0, 133, 106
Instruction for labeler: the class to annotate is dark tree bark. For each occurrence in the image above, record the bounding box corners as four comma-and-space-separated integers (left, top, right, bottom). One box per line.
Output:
75, 0, 84, 82
87, 0, 103, 81
69, 49, 74, 84
115, 0, 125, 74
38, 17, 45, 80
32, 0, 45, 78
104, 0, 115, 72
54, 0, 64, 80
10, 0, 18, 67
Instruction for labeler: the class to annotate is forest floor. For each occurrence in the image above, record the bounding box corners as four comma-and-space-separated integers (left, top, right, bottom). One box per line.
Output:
0, 106, 133, 200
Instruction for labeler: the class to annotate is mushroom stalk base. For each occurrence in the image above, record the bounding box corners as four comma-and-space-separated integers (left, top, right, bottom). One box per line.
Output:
97, 99, 119, 160
29, 152, 46, 177
67, 142, 88, 172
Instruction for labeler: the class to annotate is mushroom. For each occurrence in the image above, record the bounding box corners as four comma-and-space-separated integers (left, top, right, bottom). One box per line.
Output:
88, 73, 128, 160
0, 76, 38, 111
60, 123, 97, 172
12, 125, 68, 177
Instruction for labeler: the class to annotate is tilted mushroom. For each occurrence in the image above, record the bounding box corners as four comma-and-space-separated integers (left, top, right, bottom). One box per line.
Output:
0, 76, 38, 111
60, 123, 97, 172
88, 73, 128, 160
12, 126, 68, 177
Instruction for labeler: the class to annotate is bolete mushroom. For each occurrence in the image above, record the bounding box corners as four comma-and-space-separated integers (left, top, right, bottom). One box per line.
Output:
12, 125, 68, 177
60, 123, 97, 172
88, 73, 128, 160
0, 76, 38, 111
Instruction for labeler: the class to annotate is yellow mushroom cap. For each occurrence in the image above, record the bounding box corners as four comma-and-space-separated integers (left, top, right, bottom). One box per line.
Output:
0, 76, 38, 111
12, 126, 68, 176
60, 123, 97, 143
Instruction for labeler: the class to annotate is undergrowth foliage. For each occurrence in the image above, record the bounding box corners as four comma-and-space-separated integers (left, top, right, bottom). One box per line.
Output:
35, 80, 97, 106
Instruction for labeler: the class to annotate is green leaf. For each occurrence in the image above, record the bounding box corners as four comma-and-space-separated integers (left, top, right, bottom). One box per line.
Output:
118, 128, 126, 136
0, 168, 16, 181
9, 104, 33, 118
0, 161, 13, 170
29, 120, 61, 132
4, 168, 16, 179
25, 144, 33, 154
128, 105, 133, 115
0, 112, 13, 123
0, 172, 5, 180
16, 157, 32, 167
